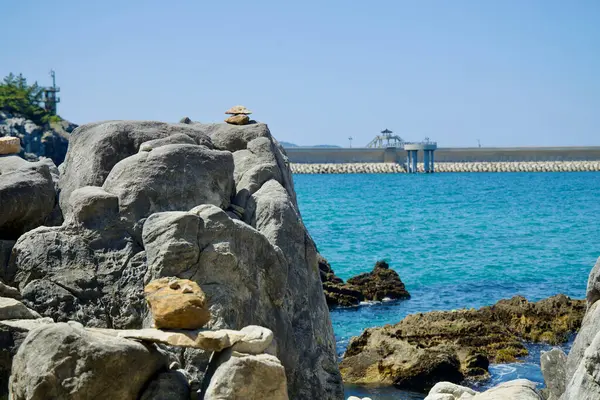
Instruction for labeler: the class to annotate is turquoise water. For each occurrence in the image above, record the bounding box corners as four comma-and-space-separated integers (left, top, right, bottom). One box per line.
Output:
293, 172, 600, 399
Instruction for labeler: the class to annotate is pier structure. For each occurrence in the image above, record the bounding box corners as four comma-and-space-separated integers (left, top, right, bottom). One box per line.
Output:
404, 140, 437, 173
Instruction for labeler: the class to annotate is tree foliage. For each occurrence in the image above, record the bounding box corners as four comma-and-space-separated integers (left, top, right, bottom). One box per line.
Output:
0, 73, 60, 125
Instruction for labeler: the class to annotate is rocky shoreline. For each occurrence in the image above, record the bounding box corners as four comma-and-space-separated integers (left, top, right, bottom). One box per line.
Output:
291, 161, 600, 174
339, 294, 584, 392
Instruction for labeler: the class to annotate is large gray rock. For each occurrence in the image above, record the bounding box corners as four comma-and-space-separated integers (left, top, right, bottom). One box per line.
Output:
0, 317, 53, 396
565, 300, 600, 379
472, 379, 542, 399
204, 351, 288, 400
0, 161, 56, 239
11, 187, 146, 328
58, 120, 214, 210
562, 330, 600, 400
0, 297, 40, 320
9, 322, 167, 400
102, 144, 234, 236
586, 257, 600, 308
541, 348, 567, 400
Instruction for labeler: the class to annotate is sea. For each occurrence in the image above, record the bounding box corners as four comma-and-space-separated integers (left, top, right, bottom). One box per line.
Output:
293, 172, 600, 400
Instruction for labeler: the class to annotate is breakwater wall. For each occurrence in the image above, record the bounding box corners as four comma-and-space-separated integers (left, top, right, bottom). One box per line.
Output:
285, 146, 600, 163
291, 161, 600, 174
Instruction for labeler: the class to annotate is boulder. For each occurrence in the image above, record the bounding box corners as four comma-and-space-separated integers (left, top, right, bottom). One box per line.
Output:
586, 256, 600, 308
425, 379, 542, 400
139, 370, 190, 400
472, 379, 542, 399
144, 277, 211, 329
102, 144, 234, 236
540, 348, 567, 400
565, 300, 600, 379
340, 295, 584, 391
204, 351, 288, 400
0, 297, 40, 320
0, 136, 20, 154
0, 281, 20, 299
0, 317, 53, 395
58, 120, 214, 210
425, 382, 477, 400
563, 330, 600, 400
9, 322, 167, 400
11, 187, 146, 328
0, 161, 56, 240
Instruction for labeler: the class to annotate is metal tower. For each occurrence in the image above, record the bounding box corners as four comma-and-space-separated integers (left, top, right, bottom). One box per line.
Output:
42, 70, 60, 115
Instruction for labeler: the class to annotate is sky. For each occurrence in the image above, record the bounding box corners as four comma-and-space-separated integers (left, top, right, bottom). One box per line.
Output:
2, 0, 599, 147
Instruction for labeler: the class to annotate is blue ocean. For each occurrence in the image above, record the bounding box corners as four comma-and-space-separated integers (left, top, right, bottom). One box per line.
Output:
293, 172, 600, 399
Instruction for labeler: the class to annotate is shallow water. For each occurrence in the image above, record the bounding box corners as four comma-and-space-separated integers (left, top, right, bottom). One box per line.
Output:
293, 172, 600, 398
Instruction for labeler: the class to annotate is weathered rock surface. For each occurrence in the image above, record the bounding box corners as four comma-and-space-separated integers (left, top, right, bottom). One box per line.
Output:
58, 120, 214, 210
102, 143, 234, 236
424, 382, 477, 400
9, 322, 167, 400
10, 186, 147, 328
341, 295, 584, 391
560, 256, 600, 400
540, 348, 567, 400
145, 278, 211, 330
204, 351, 288, 400
0, 317, 53, 395
425, 379, 543, 400
320, 257, 410, 307
0, 158, 56, 240
0, 281, 20, 299
0, 297, 40, 320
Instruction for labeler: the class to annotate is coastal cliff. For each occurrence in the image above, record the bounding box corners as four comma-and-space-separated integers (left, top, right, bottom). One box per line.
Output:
0, 120, 344, 399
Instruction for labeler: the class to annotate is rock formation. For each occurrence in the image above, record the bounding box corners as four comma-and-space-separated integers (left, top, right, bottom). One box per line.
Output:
0, 110, 75, 165
340, 294, 584, 392
319, 257, 410, 307
1, 120, 343, 399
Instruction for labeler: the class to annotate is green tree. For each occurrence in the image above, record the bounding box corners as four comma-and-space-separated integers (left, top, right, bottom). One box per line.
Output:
0, 73, 58, 125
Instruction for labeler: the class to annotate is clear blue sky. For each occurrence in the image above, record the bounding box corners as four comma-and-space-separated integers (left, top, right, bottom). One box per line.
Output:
2, 0, 599, 147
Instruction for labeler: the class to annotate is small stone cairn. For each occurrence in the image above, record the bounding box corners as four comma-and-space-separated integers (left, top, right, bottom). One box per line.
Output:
224, 105, 252, 125
0, 136, 20, 155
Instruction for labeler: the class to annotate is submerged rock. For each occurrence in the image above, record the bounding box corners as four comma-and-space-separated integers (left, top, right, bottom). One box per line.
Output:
320, 257, 410, 307
340, 294, 584, 391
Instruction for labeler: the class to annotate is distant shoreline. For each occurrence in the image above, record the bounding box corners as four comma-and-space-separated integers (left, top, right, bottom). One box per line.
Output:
291, 161, 600, 174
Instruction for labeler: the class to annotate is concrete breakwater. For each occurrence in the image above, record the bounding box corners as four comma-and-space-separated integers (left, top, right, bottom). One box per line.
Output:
290, 161, 600, 174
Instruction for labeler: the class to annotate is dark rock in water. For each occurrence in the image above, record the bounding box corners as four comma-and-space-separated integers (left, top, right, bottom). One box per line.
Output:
340, 294, 584, 392
347, 260, 410, 302
319, 256, 410, 307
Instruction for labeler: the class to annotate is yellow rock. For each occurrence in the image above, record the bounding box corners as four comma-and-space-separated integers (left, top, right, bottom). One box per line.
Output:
144, 278, 211, 329
224, 114, 250, 125
0, 137, 21, 155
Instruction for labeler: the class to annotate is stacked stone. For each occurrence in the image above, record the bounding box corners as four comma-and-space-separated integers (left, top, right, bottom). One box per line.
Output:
0, 137, 20, 155
290, 161, 600, 174
224, 105, 252, 126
